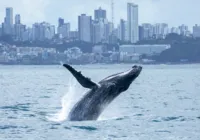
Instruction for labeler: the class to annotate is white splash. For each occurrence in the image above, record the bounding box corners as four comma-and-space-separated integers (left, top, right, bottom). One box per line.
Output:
47, 79, 77, 122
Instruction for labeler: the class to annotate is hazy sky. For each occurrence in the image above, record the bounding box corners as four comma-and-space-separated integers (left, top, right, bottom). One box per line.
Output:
0, 0, 198, 30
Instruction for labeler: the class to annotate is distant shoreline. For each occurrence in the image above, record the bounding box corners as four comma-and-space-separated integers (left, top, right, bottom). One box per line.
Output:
0, 62, 200, 66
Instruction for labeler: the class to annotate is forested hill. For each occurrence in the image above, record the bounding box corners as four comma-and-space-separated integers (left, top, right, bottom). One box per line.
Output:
138, 33, 200, 63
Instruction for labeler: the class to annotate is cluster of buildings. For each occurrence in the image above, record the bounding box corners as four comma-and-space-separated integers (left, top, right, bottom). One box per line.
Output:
1, 2, 200, 65
1, 3, 200, 44
0, 42, 170, 65
139, 23, 191, 40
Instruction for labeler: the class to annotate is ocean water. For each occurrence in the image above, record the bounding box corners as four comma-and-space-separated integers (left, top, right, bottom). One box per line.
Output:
0, 64, 200, 140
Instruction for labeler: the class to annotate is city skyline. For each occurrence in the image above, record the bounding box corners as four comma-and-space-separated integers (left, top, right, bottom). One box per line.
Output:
0, 0, 199, 30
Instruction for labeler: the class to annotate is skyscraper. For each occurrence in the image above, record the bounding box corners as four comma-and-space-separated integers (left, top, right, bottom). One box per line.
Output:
78, 14, 92, 42
4, 7, 13, 35
57, 23, 70, 38
94, 7, 106, 21
127, 3, 139, 43
193, 24, 200, 38
14, 24, 25, 40
139, 26, 144, 41
179, 24, 188, 36
153, 23, 168, 39
15, 14, 21, 24
49, 25, 55, 39
92, 20, 105, 43
141, 23, 153, 40
14, 14, 23, 40
104, 22, 113, 43
0, 25, 2, 36
58, 18, 64, 27
32, 23, 40, 41
6, 7, 13, 25
119, 19, 126, 41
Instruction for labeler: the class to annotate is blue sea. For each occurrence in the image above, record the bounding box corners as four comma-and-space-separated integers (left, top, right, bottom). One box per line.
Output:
0, 64, 200, 140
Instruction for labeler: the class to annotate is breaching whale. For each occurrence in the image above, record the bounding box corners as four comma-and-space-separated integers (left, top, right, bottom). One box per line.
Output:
63, 64, 142, 121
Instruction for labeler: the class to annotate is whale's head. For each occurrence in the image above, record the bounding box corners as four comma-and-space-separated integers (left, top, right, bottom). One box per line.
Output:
101, 65, 142, 92
117, 65, 142, 92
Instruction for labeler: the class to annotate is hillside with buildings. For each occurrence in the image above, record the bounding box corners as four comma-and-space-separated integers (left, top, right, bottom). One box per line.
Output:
1, 3, 200, 65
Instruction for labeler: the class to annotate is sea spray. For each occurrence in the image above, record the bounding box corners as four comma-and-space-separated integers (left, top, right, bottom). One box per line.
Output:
47, 79, 79, 122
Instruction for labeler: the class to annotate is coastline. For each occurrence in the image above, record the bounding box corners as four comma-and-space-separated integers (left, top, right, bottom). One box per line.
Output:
1, 62, 200, 66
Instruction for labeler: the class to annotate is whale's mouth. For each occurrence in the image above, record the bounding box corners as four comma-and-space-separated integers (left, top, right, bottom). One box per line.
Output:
130, 65, 142, 76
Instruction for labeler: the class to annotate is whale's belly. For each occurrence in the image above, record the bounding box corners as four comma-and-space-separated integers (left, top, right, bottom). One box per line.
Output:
68, 84, 118, 121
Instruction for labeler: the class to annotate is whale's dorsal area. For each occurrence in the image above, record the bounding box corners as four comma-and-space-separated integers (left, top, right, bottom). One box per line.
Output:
63, 64, 97, 89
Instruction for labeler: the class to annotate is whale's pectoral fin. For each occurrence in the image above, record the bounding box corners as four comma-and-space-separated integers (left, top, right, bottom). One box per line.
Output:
63, 64, 97, 89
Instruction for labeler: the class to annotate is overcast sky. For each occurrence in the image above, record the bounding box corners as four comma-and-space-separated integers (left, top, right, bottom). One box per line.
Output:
0, 0, 198, 30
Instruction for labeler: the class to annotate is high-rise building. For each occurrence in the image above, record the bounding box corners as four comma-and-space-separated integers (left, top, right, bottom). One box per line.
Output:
153, 23, 168, 39
32, 23, 40, 41
92, 19, 105, 43
4, 7, 13, 35
49, 25, 55, 39
104, 22, 113, 43
6, 7, 13, 25
57, 23, 70, 38
171, 27, 181, 35
127, 3, 139, 43
58, 18, 64, 27
139, 26, 144, 41
69, 31, 78, 39
119, 19, 126, 41
42, 22, 55, 40
124, 21, 129, 41
0, 26, 2, 37
94, 7, 106, 21
193, 24, 200, 38
14, 24, 26, 40
160, 23, 168, 35
32, 22, 54, 41
78, 14, 92, 42
1, 23, 5, 35
14, 14, 24, 40
179, 24, 188, 36
22, 28, 32, 41
140, 23, 154, 40
109, 28, 118, 44
15, 14, 21, 24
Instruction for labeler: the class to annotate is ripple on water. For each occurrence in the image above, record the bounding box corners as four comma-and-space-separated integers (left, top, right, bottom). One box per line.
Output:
64, 126, 71, 130
72, 126, 98, 131
36, 111, 47, 116
0, 125, 18, 130
162, 116, 184, 121
152, 116, 186, 122
178, 96, 192, 100
52, 123, 61, 126
115, 116, 129, 121
134, 114, 144, 117
155, 130, 171, 133
7, 116, 17, 119
0, 103, 31, 112
27, 114, 36, 117
39, 96, 51, 99
0, 125, 29, 130
50, 126, 58, 130
133, 106, 143, 109
108, 135, 118, 138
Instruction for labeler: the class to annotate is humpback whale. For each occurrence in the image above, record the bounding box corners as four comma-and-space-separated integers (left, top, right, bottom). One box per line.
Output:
63, 64, 142, 121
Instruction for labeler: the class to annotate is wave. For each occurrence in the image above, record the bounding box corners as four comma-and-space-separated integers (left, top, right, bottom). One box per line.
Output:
46, 78, 79, 122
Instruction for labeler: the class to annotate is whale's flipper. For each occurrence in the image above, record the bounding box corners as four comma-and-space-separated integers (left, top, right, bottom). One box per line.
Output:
63, 64, 97, 89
